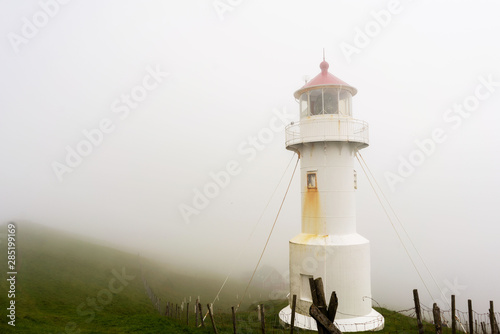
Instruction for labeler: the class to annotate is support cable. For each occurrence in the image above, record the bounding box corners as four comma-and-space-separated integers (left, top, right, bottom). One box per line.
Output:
236, 154, 300, 311
354, 152, 434, 300
356, 151, 467, 332
204, 154, 296, 321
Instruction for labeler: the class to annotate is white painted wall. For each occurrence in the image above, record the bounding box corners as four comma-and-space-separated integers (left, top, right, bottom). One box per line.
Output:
300, 141, 358, 235
288, 140, 373, 318
289, 234, 372, 317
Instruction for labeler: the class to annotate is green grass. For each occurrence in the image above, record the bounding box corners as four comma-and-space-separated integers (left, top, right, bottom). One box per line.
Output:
0, 222, 157, 333
0, 222, 274, 333
0, 222, 458, 333
372, 307, 455, 334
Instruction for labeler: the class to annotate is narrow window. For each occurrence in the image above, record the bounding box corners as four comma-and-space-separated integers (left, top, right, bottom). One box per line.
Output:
307, 172, 317, 189
300, 274, 313, 302
354, 170, 357, 189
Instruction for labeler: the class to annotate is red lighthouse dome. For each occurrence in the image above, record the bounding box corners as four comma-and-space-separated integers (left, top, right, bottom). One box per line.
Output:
294, 59, 357, 99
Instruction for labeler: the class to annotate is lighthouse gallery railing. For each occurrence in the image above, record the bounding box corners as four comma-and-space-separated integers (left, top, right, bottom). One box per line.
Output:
285, 117, 369, 147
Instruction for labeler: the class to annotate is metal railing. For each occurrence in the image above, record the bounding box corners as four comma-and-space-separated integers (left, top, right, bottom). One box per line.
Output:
285, 117, 369, 147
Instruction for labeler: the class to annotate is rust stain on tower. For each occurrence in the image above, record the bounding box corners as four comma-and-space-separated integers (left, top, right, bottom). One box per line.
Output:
302, 186, 322, 235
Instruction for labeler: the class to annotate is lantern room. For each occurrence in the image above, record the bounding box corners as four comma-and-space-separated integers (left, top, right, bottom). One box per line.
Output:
294, 60, 357, 118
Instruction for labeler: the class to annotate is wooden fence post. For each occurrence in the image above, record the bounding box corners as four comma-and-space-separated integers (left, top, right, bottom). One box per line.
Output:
327, 291, 338, 322
490, 301, 498, 334
309, 278, 325, 334
195, 300, 198, 327
451, 295, 456, 334
207, 303, 218, 334
290, 294, 297, 334
468, 299, 474, 334
309, 304, 343, 334
309, 277, 341, 334
432, 303, 442, 334
314, 278, 328, 318
186, 302, 189, 326
231, 306, 237, 334
198, 302, 205, 327
309, 277, 319, 306
481, 322, 487, 334
413, 289, 424, 334
260, 303, 266, 334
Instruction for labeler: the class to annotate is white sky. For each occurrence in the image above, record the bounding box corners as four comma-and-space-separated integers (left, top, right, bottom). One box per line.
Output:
1, 0, 500, 314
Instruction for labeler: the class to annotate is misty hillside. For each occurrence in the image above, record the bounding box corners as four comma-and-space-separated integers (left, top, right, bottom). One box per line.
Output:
0, 222, 276, 333
0, 222, 462, 334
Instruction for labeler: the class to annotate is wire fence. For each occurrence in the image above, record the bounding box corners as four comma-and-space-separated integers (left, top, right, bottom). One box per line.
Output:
142, 271, 499, 334
418, 303, 500, 334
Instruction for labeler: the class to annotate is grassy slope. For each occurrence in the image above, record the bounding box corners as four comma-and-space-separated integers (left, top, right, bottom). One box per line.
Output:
0, 222, 455, 333
0, 222, 232, 333
0, 222, 274, 333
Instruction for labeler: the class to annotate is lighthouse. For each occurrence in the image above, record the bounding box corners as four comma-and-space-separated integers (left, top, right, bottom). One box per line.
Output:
279, 58, 384, 332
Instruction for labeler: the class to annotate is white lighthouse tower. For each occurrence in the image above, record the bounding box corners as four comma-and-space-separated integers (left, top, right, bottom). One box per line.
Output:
279, 58, 384, 332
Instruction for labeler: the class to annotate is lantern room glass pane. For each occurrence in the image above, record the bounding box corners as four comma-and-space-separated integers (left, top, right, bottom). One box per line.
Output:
323, 88, 339, 114
309, 89, 322, 115
300, 88, 352, 117
300, 93, 309, 118
338, 90, 352, 116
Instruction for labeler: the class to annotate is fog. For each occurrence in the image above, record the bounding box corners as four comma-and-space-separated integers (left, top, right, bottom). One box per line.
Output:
1, 0, 499, 315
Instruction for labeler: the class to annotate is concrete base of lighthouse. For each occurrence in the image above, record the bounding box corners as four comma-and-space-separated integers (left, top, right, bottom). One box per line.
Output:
280, 233, 384, 332
279, 305, 384, 332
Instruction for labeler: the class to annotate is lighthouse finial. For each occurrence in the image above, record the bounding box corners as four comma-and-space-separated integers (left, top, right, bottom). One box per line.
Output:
320, 50, 329, 73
